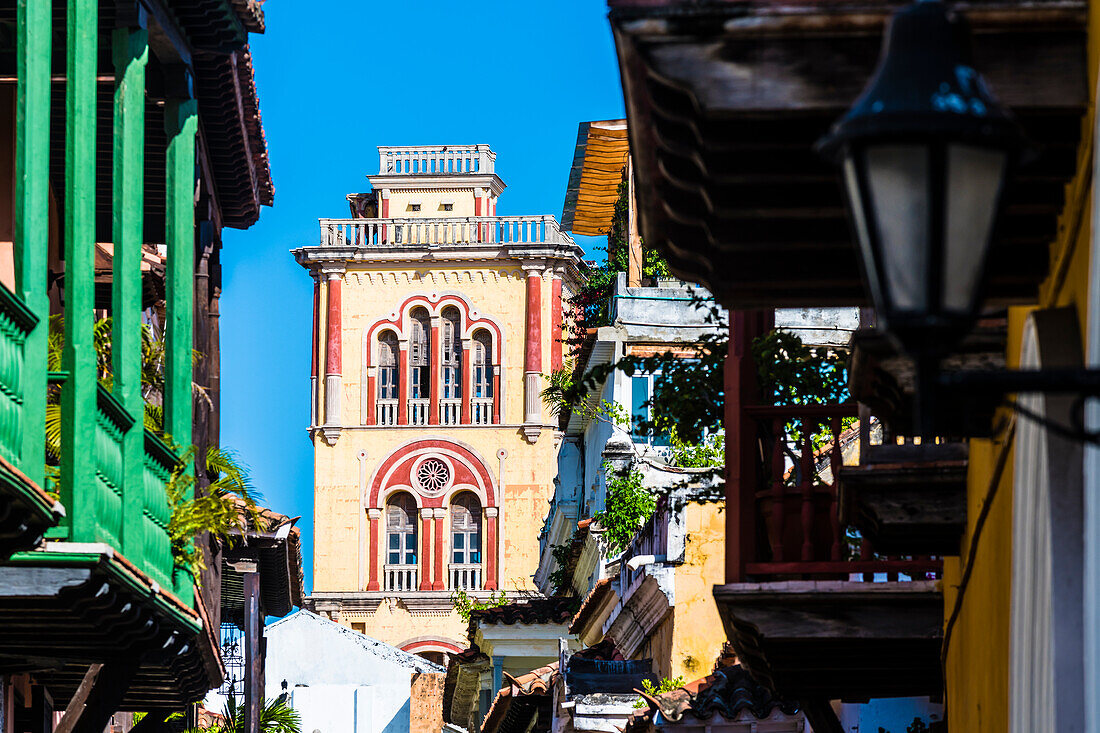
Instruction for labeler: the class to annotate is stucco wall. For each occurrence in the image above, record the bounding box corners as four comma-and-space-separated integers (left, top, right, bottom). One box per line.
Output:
670, 501, 727, 681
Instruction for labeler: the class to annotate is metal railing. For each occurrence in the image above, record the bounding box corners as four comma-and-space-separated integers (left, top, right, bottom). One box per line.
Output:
408, 398, 429, 426
440, 399, 461, 426
376, 398, 398, 426
384, 564, 419, 592
449, 563, 483, 591
378, 145, 493, 175
472, 398, 493, 425
318, 215, 575, 249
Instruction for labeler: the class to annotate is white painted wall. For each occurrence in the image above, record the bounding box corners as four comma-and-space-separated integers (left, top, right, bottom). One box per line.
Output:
289, 685, 412, 733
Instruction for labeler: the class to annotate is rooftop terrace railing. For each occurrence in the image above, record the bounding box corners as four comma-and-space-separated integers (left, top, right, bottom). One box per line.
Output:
318, 216, 575, 249
377, 145, 494, 175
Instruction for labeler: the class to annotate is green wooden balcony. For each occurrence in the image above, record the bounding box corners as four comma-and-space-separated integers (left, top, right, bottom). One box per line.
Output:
0, 0, 219, 709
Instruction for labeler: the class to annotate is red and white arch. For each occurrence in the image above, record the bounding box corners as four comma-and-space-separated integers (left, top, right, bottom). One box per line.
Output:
361, 437, 500, 593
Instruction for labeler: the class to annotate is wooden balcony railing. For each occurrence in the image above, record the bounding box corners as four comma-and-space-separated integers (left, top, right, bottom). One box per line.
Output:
318, 215, 575, 249
384, 563, 418, 592
449, 563, 483, 591
0, 287, 38, 468
734, 404, 943, 581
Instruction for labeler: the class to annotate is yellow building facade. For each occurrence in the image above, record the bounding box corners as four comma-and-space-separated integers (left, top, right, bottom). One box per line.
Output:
293, 145, 583, 662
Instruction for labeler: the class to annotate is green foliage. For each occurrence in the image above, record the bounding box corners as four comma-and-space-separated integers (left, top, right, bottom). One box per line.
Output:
46, 314, 260, 579
668, 427, 724, 468
594, 464, 655, 554
451, 588, 508, 622
188, 692, 302, 733
167, 446, 264, 581
562, 294, 726, 445
547, 542, 574, 596
751, 330, 855, 451
751, 330, 850, 408
633, 676, 686, 708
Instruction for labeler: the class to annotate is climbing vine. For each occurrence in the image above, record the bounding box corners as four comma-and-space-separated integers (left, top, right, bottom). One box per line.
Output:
594, 464, 656, 554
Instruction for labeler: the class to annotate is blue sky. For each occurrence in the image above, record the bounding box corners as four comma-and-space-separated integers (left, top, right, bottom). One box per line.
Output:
218, 1, 625, 593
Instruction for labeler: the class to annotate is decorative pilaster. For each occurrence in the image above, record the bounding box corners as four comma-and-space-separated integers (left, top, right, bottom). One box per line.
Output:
367, 508, 381, 591
321, 267, 344, 445
433, 507, 446, 590
380, 190, 390, 243
311, 276, 320, 426
420, 508, 433, 591
429, 315, 441, 425
485, 507, 499, 591
522, 269, 543, 442
365, 365, 376, 426
551, 273, 563, 373
398, 339, 409, 425
461, 342, 472, 424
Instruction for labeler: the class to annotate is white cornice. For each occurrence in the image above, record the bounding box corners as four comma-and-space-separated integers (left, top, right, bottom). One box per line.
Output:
367, 173, 506, 197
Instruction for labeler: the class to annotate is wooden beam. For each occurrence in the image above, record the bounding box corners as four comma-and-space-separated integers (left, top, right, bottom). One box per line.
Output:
243, 570, 262, 733
800, 698, 844, 733
55, 661, 141, 733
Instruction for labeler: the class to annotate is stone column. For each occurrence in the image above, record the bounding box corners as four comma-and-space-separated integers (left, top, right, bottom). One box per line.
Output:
522, 269, 543, 442
398, 339, 409, 425
433, 507, 447, 590
367, 508, 381, 591
461, 341, 472, 424
484, 507, 499, 591
551, 273, 563, 373
311, 275, 320, 426
429, 315, 441, 425
322, 267, 344, 445
420, 508, 433, 591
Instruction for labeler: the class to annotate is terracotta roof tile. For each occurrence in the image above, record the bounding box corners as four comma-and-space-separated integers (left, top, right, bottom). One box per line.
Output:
569, 578, 614, 634
470, 596, 578, 631
624, 665, 800, 732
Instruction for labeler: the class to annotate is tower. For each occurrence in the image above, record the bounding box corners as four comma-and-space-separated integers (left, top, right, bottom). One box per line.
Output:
293, 145, 583, 662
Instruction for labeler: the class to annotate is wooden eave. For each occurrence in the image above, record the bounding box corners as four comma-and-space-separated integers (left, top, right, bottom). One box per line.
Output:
0, 548, 220, 707
838, 443, 968, 555
609, 0, 1087, 308
713, 580, 943, 700
561, 120, 630, 236
0, 457, 64, 561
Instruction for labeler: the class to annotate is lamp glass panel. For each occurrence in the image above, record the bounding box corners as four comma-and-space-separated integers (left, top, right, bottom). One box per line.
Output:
843, 154, 883, 309
944, 144, 1007, 313
865, 145, 931, 312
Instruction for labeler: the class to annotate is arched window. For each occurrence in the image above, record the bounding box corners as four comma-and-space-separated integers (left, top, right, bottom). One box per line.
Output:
409, 307, 431, 410
471, 330, 494, 425
441, 307, 462, 400
451, 493, 482, 567
376, 331, 400, 426
386, 493, 418, 566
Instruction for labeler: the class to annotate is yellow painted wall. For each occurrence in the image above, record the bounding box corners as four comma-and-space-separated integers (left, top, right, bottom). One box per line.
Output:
670, 501, 727, 681
311, 258, 564, 650
943, 5, 1099, 725
632, 501, 727, 684
385, 189, 493, 218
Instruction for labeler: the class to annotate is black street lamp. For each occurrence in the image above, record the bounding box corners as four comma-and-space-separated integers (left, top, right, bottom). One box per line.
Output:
818, 0, 1030, 361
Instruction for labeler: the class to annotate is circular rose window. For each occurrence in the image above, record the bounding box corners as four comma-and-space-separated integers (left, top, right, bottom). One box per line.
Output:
414, 457, 452, 497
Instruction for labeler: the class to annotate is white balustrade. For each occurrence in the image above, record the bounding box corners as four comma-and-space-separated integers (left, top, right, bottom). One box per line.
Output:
472, 398, 493, 425
408, 398, 430, 426
384, 564, 419, 592
378, 145, 493, 175
318, 216, 574, 249
440, 399, 461, 426
449, 563, 483, 591
376, 399, 398, 426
